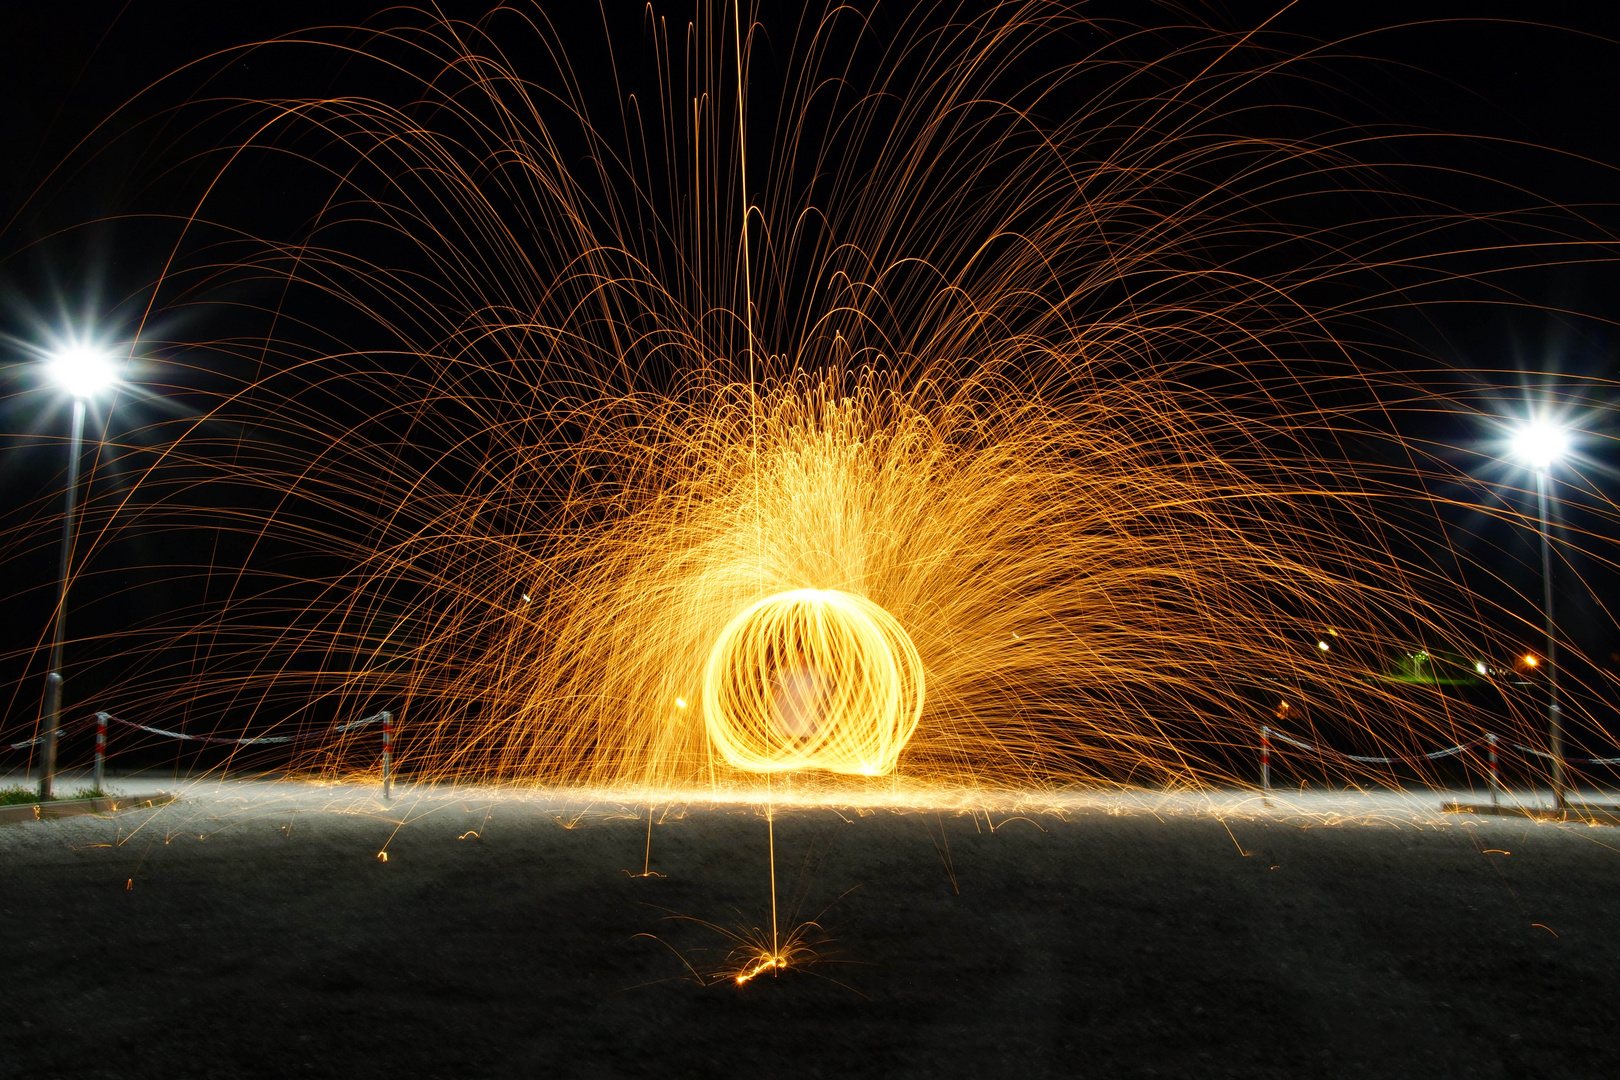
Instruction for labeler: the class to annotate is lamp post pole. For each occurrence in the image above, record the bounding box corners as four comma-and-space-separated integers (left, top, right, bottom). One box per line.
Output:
39, 398, 88, 801
1533, 466, 1565, 810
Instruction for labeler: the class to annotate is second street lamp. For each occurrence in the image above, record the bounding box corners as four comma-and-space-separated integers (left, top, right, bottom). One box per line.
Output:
38, 344, 118, 801
1512, 420, 1569, 810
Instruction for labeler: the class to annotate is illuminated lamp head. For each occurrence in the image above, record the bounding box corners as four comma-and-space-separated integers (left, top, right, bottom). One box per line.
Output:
702, 589, 924, 776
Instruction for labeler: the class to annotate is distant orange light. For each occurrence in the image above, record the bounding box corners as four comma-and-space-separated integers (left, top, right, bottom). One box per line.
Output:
1524, 654, 1538, 667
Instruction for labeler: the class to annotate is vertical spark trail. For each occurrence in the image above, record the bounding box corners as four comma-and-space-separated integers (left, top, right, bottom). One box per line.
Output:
734, 1, 777, 957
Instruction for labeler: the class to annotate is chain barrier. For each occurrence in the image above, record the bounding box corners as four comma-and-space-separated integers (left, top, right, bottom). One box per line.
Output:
1266, 729, 1487, 765
1502, 742, 1620, 767
8, 711, 387, 749
1259, 724, 1620, 799
7, 712, 96, 751
97, 710, 388, 746
7, 709, 396, 800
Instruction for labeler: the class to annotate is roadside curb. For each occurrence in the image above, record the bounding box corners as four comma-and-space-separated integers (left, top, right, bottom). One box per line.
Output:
0, 792, 176, 826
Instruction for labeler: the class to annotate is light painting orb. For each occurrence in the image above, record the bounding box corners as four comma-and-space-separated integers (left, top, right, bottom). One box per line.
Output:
702, 589, 924, 776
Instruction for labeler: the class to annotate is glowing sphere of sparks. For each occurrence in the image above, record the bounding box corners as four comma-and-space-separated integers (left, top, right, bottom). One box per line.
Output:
702, 589, 924, 776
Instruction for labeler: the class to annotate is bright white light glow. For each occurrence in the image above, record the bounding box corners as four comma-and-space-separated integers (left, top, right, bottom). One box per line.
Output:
48, 345, 117, 399
703, 588, 924, 776
1317, 640, 1330, 651
1475, 661, 1488, 675
1512, 422, 1568, 471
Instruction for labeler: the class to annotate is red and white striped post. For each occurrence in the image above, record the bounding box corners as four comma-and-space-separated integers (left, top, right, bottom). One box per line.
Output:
1260, 724, 1271, 800
1486, 732, 1500, 807
380, 711, 393, 800
94, 712, 109, 793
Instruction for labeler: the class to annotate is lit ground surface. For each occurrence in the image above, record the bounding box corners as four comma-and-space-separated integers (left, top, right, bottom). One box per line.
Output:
3, 773, 1618, 1079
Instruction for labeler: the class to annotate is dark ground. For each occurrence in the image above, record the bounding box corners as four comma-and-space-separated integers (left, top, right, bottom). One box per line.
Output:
1, 782, 1617, 1080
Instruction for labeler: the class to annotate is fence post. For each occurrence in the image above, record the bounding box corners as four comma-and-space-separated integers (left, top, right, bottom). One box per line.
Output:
380, 711, 393, 800
95, 712, 109, 793
1486, 732, 1499, 807
1260, 724, 1271, 800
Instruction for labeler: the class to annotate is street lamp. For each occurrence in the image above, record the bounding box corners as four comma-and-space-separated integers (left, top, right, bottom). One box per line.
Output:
1512, 420, 1569, 810
38, 343, 118, 800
